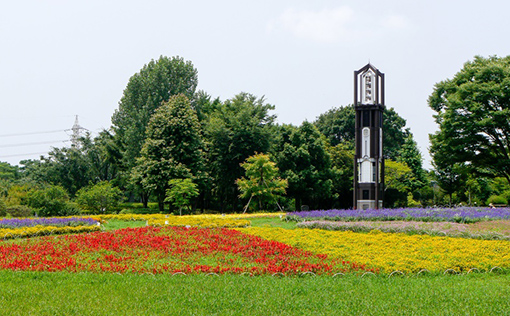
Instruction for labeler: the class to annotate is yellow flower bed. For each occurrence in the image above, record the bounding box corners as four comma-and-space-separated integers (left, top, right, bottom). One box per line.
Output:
149, 216, 250, 228
92, 212, 282, 221
237, 227, 510, 274
0, 225, 100, 240
89, 214, 165, 222
90, 212, 282, 227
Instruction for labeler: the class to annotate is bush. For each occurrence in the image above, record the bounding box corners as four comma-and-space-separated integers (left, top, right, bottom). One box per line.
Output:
118, 208, 158, 215
64, 202, 82, 216
0, 199, 6, 217
76, 181, 123, 214
487, 195, 508, 206
26, 185, 70, 217
6, 205, 33, 217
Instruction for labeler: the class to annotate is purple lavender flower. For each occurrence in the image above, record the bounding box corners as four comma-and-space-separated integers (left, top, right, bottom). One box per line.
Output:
0, 217, 99, 228
286, 207, 510, 223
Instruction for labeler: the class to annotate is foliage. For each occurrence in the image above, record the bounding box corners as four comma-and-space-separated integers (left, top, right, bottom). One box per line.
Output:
274, 122, 334, 210
326, 142, 354, 209
76, 181, 123, 213
112, 56, 198, 200
26, 185, 72, 217
236, 153, 288, 211
5, 205, 33, 217
135, 94, 204, 212
432, 162, 467, 205
206, 93, 275, 211
0, 199, 6, 217
397, 134, 427, 190
487, 195, 508, 205
0, 162, 19, 180
165, 179, 199, 215
79, 131, 121, 183
384, 160, 415, 207
429, 55, 510, 185
4, 184, 33, 207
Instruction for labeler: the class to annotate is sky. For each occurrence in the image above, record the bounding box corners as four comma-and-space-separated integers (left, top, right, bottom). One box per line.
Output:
1, 0, 509, 169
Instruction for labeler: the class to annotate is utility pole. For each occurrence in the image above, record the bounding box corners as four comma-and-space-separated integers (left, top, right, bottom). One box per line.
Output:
70, 115, 87, 148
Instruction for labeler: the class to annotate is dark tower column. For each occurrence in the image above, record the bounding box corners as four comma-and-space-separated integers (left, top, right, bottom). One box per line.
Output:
353, 64, 385, 210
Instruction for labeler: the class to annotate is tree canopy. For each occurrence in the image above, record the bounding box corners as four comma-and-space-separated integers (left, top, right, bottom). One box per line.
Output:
135, 94, 204, 212
236, 153, 288, 211
206, 93, 275, 211
429, 55, 510, 184
112, 56, 198, 178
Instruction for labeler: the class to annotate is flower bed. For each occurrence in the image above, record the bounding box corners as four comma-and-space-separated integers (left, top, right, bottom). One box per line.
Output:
286, 207, 510, 223
0, 225, 100, 240
297, 220, 510, 240
92, 212, 283, 222
90, 213, 284, 228
148, 216, 250, 228
238, 227, 510, 274
0, 226, 372, 275
0, 217, 98, 228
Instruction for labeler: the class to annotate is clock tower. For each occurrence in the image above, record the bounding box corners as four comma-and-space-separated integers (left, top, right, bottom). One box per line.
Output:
353, 64, 385, 210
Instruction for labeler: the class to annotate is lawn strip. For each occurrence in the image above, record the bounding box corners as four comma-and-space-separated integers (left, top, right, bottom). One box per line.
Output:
0, 271, 507, 315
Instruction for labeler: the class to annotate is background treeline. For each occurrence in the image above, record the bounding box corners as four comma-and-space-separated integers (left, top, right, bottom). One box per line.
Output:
1, 55, 509, 215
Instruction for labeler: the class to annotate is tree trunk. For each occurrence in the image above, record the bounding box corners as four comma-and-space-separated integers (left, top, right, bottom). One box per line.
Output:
141, 191, 150, 208
157, 194, 165, 213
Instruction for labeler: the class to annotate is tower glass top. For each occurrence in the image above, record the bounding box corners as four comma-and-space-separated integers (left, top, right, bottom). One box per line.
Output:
361, 69, 375, 105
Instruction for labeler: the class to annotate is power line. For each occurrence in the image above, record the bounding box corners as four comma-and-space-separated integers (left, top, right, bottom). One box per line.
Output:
0, 140, 69, 148
0, 152, 49, 158
0, 129, 65, 138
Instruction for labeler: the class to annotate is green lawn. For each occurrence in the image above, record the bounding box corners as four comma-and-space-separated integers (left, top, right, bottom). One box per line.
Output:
102, 219, 147, 231
249, 216, 297, 229
0, 271, 508, 315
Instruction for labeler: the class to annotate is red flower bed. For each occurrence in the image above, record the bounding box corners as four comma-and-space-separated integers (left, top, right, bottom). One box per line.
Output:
0, 226, 372, 275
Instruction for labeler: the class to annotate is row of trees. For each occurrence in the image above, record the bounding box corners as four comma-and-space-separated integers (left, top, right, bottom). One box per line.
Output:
1, 55, 509, 215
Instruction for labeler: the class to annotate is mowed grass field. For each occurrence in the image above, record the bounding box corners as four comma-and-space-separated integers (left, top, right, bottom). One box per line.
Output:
0, 271, 509, 315
0, 216, 508, 315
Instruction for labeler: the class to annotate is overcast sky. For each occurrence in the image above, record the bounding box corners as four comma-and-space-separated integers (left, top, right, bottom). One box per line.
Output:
1, 0, 509, 168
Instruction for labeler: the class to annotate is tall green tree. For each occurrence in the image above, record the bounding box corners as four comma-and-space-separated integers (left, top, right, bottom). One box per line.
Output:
327, 142, 354, 209
80, 131, 121, 183
206, 93, 275, 212
397, 134, 427, 190
236, 153, 288, 211
111, 56, 198, 204
274, 122, 334, 210
429, 55, 510, 184
432, 162, 468, 206
135, 94, 204, 212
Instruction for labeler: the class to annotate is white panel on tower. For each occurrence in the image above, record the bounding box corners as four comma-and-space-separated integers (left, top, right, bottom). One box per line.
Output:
362, 127, 370, 157
361, 160, 372, 183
